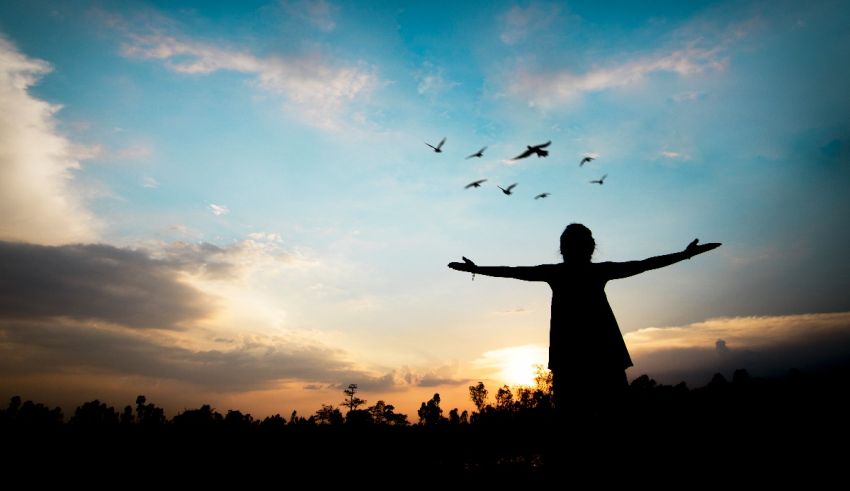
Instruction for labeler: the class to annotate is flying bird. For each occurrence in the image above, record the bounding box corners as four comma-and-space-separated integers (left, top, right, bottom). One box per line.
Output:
466, 147, 487, 159
464, 179, 487, 189
498, 183, 518, 195
534, 193, 550, 199
590, 174, 608, 185
512, 141, 551, 160
580, 156, 595, 166
426, 137, 446, 153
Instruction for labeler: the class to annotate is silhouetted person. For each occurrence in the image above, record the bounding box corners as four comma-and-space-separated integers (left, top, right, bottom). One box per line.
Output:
448, 223, 720, 420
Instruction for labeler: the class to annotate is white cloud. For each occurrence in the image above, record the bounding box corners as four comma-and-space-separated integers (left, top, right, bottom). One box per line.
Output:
671, 90, 705, 102
415, 62, 460, 96
0, 36, 100, 244
660, 150, 685, 159
118, 24, 376, 129
508, 43, 727, 108
500, 3, 560, 45
113, 143, 154, 160
208, 203, 229, 216
148, 232, 318, 280
142, 176, 159, 188
494, 307, 529, 315
282, 0, 337, 32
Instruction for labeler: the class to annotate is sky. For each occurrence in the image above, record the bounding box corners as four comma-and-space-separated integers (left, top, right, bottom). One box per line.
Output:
1, 0, 849, 418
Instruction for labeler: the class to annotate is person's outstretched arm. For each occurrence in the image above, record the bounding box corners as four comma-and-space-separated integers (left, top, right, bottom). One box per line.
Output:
603, 239, 721, 280
448, 257, 551, 282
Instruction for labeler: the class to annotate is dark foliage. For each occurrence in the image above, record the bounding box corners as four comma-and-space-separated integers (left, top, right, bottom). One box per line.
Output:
2, 368, 849, 483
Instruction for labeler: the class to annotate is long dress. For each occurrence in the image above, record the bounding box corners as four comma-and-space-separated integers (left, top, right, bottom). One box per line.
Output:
496, 255, 689, 408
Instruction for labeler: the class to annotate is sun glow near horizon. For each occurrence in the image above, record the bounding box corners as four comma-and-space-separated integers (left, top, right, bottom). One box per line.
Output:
476, 344, 548, 388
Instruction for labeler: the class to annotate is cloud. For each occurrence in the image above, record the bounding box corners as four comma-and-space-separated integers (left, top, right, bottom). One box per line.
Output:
0, 241, 212, 329
625, 312, 850, 385
148, 233, 317, 280
499, 3, 561, 45
508, 43, 727, 108
0, 317, 466, 393
113, 144, 154, 161
660, 150, 689, 160
0, 36, 99, 244
208, 203, 229, 216
282, 0, 337, 32
141, 176, 159, 188
494, 307, 529, 315
0, 319, 374, 391
671, 90, 705, 102
113, 15, 376, 129
415, 62, 459, 96
357, 365, 467, 391
501, 14, 763, 108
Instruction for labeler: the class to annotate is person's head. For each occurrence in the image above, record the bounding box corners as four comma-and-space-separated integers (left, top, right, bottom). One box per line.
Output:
560, 223, 595, 263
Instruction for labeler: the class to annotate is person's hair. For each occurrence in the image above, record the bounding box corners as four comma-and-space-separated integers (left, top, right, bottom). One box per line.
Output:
560, 223, 595, 262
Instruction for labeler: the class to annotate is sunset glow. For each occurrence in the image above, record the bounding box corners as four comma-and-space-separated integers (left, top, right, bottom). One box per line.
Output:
1, 1, 848, 418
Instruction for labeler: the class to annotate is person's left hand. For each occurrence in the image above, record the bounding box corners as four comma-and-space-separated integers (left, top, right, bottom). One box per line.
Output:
448, 256, 477, 272
684, 239, 722, 258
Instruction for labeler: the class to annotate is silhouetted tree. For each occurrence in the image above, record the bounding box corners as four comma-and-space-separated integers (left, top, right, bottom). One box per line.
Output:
120, 405, 135, 426
260, 414, 287, 430
315, 404, 344, 425
449, 408, 461, 425
71, 400, 119, 428
733, 369, 751, 385
341, 383, 366, 414
708, 373, 729, 388
346, 409, 373, 426
367, 400, 407, 425
287, 410, 316, 427
460, 410, 469, 424
135, 395, 166, 428
172, 404, 222, 428
6, 396, 21, 417
495, 385, 514, 411
418, 393, 444, 426
224, 409, 254, 430
469, 382, 488, 412
3, 397, 63, 429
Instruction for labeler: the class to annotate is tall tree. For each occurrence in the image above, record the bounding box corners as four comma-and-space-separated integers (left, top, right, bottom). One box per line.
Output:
341, 383, 366, 414
469, 382, 489, 412
418, 393, 444, 426
315, 404, 344, 425
496, 385, 514, 411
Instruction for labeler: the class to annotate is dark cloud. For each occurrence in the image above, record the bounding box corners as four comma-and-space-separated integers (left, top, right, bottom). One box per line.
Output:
0, 319, 384, 392
151, 241, 236, 279
0, 241, 212, 329
631, 321, 850, 386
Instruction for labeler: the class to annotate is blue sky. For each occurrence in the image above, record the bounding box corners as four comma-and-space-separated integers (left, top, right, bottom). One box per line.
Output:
1, 0, 849, 416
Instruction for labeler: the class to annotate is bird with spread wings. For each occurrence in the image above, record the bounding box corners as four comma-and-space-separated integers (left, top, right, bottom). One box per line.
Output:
512, 141, 551, 160
426, 137, 446, 153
